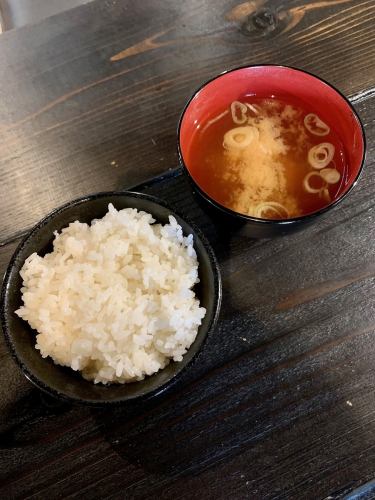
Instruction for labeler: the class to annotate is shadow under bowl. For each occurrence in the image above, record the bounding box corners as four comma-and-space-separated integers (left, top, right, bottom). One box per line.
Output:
178, 64, 366, 238
0, 192, 222, 406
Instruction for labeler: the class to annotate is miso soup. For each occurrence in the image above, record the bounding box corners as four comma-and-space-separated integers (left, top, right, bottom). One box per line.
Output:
189, 96, 347, 219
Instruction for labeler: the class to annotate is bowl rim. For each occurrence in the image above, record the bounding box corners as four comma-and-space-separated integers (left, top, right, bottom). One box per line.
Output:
177, 63, 367, 225
0, 191, 222, 405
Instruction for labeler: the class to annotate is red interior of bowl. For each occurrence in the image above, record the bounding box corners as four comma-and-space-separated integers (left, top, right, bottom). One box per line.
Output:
179, 66, 365, 208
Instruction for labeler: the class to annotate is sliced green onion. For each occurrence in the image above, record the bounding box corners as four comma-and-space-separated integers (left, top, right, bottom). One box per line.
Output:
308, 142, 335, 169
303, 171, 326, 193
253, 202, 289, 219
304, 113, 330, 136
223, 126, 259, 150
230, 101, 248, 124
319, 167, 341, 184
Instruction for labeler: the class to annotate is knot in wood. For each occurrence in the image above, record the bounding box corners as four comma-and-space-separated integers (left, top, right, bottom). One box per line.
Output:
241, 8, 278, 37
253, 8, 277, 31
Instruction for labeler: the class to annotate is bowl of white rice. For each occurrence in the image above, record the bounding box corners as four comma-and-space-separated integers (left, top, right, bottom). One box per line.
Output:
0, 192, 221, 405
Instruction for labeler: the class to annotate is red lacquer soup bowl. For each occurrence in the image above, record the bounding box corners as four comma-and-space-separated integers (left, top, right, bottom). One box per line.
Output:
178, 65, 366, 237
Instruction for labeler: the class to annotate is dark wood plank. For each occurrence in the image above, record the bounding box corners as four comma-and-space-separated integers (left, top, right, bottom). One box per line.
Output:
0, 92, 374, 499
1, 0, 374, 498
0, 241, 18, 278
0, 0, 374, 243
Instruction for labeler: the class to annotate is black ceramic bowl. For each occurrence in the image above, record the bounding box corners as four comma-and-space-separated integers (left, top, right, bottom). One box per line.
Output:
0, 192, 222, 405
178, 65, 366, 238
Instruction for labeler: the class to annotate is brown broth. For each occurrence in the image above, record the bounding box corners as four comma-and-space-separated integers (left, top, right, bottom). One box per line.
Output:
189, 95, 347, 219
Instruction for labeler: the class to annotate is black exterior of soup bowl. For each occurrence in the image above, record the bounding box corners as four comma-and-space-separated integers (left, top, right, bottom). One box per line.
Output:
0, 192, 222, 406
177, 64, 367, 239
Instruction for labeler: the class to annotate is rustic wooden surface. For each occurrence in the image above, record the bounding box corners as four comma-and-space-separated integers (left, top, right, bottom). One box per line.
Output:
0, 0, 374, 498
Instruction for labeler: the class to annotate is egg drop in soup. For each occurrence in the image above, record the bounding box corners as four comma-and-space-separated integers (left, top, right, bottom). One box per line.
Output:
189, 96, 347, 219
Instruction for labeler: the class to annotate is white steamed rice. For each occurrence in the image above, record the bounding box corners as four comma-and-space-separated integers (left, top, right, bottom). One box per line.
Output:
16, 204, 206, 384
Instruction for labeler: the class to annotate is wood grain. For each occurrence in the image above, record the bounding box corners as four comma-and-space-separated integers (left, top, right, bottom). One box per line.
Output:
0, 92, 374, 499
1, 188, 375, 499
0, 1, 375, 499
0, 0, 374, 243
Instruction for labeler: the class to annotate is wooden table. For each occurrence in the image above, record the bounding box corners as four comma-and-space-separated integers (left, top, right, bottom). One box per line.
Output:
0, 1, 374, 498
